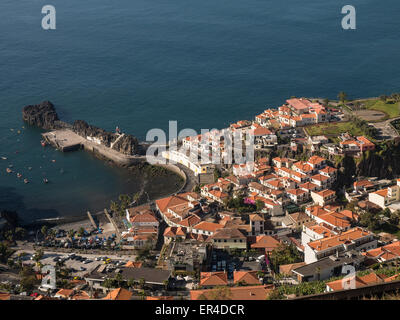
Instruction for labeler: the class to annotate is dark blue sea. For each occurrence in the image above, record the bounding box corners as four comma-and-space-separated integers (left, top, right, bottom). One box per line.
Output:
0, 0, 399, 222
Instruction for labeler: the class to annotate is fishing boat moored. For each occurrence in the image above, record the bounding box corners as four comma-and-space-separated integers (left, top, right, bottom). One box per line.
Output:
23, 178, 29, 184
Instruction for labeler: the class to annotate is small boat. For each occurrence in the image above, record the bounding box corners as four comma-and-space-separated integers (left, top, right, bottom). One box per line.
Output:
24, 178, 29, 184
1, 157, 7, 160
28, 167, 32, 171
41, 140, 47, 147
17, 173, 22, 178
51, 159, 56, 163
6, 168, 12, 173
43, 178, 49, 184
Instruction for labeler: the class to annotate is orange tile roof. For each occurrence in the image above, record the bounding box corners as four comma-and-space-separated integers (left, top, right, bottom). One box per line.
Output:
249, 214, 264, 221
125, 261, 143, 268
71, 291, 91, 300
308, 227, 373, 252
193, 221, 223, 233
326, 272, 386, 291
251, 235, 281, 251
300, 182, 318, 190
308, 155, 326, 165
363, 241, 400, 261
103, 288, 132, 300
286, 98, 311, 110
131, 212, 158, 223
320, 166, 337, 174
155, 194, 189, 214
0, 292, 10, 300
373, 189, 389, 197
315, 189, 336, 198
233, 271, 261, 285
279, 262, 306, 275
200, 272, 228, 286
311, 174, 330, 182
287, 188, 307, 196
55, 288, 74, 298
191, 285, 275, 300
318, 212, 351, 229
293, 161, 313, 172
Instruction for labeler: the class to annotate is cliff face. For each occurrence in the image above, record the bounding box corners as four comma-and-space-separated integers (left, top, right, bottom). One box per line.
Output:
334, 138, 400, 184
72, 120, 139, 155
355, 138, 400, 178
22, 101, 59, 129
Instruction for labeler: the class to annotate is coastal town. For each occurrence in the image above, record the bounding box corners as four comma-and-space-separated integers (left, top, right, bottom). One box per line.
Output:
2, 94, 400, 300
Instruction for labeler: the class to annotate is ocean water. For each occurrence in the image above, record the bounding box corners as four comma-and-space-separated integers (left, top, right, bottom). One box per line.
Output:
0, 0, 399, 222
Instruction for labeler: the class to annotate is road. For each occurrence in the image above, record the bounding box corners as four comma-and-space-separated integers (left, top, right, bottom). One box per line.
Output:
369, 117, 400, 141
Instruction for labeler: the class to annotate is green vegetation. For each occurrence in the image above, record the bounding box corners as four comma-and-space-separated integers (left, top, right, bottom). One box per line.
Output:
270, 243, 303, 273
305, 116, 377, 142
306, 121, 364, 138
225, 196, 256, 213
365, 99, 400, 119
0, 242, 14, 263
338, 91, 347, 103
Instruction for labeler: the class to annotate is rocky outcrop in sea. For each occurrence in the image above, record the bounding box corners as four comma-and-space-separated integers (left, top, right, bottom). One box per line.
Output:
22, 100, 59, 130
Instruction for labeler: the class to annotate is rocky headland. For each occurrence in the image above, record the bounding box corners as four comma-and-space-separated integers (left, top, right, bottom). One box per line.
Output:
22, 101, 141, 156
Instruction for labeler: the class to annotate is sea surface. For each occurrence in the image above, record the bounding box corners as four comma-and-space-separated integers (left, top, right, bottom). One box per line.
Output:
0, 0, 399, 222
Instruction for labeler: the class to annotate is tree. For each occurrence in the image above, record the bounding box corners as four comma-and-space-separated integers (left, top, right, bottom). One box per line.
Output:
163, 279, 169, 291
138, 278, 146, 289
110, 201, 120, 214
323, 98, 329, 106
77, 227, 85, 237
41, 225, 48, 237
338, 91, 347, 104
270, 243, 302, 272
0, 242, 14, 263
255, 200, 265, 212
380, 95, 388, 102
67, 230, 75, 240
33, 248, 44, 267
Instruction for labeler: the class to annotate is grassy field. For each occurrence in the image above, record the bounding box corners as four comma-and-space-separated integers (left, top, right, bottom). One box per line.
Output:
305, 121, 367, 138
364, 99, 400, 119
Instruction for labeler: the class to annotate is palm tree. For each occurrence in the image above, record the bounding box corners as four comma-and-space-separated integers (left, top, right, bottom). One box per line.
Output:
41, 225, 48, 238
33, 248, 44, 267
138, 278, 146, 289
67, 230, 75, 240
338, 91, 347, 104
162, 279, 169, 291
110, 201, 119, 214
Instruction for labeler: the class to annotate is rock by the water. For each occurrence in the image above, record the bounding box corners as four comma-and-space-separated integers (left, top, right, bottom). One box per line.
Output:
73, 120, 139, 155
22, 101, 59, 129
